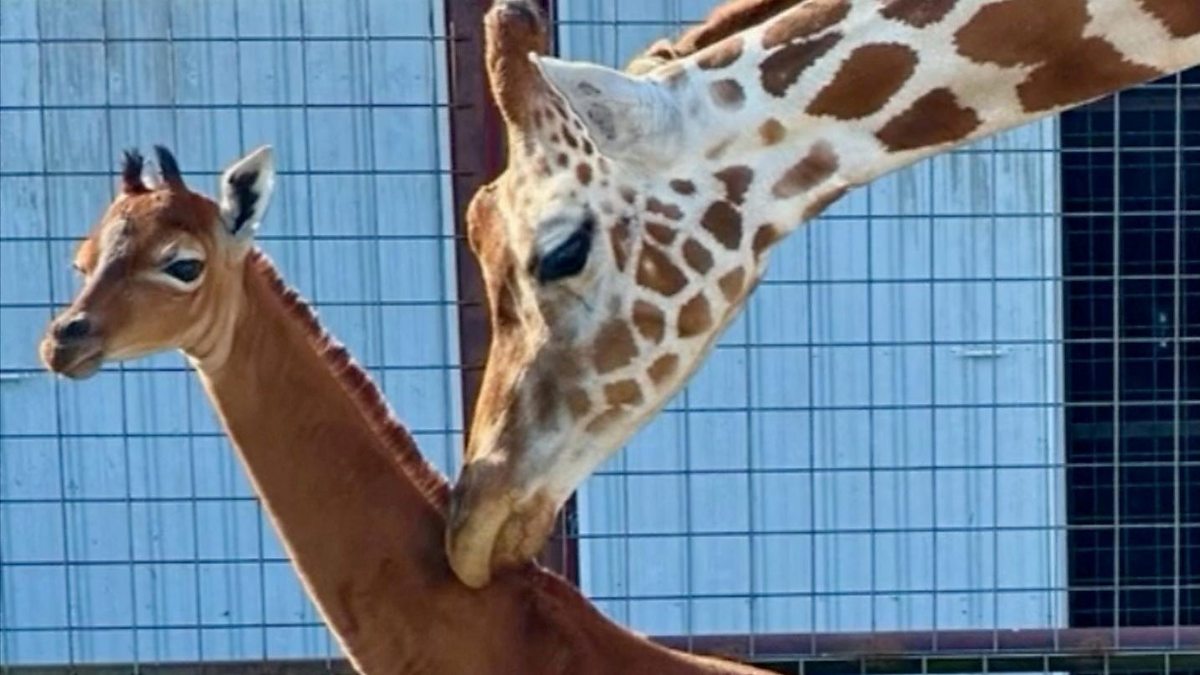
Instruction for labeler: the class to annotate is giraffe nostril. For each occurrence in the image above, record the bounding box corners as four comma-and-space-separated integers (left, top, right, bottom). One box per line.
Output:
55, 314, 92, 342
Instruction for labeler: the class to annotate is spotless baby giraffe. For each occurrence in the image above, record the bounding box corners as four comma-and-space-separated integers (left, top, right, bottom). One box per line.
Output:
39, 146, 770, 675
447, 0, 1200, 587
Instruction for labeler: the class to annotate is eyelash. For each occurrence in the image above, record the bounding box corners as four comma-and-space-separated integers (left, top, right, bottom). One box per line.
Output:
532, 215, 595, 283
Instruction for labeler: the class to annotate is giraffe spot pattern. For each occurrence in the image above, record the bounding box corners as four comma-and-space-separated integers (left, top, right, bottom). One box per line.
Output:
700, 201, 743, 250
604, 379, 644, 407
806, 43, 919, 119
759, 118, 787, 145
648, 353, 679, 385
719, 267, 747, 302
752, 224, 781, 259
954, 0, 1162, 112
696, 35, 745, 70
760, 31, 842, 98
875, 88, 981, 150
620, 186, 638, 204
772, 141, 839, 199
566, 387, 592, 419
633, 300, 666, 343
762, 0, 850, 50
592, 319, 639, 373
637, 244, 689, 296
561, 126, 579, 149
670, 179, 697, 196
1139, 0, 1200, 37
678, 293, 713, 337
646, 197, 685, 221
609, 217, 632, 271
710, 79, 747, 109
646, 222, 677, 245
879, 0, 957, 27
575, 163, 593, 186
683, 238, 714, 274
715, 165, 754, 205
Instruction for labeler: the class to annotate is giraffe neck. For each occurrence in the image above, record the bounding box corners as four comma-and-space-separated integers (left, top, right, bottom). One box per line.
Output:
661, 0, 1200, 237
193, 252, 767, 675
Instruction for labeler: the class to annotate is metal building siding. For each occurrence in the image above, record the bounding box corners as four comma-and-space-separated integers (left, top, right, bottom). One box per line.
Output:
559, 0, 1067, 636
0, 0, 458, 664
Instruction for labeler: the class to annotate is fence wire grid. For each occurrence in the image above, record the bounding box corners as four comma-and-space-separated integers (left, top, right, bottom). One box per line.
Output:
1, 0, 1199, 673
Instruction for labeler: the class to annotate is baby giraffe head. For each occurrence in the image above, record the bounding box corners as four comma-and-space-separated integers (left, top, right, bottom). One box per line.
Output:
40, 146, 275, 379
448, 0, 775, 587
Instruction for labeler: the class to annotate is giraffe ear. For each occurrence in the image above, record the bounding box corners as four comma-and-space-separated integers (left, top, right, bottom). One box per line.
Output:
530, 55, 681, 164
218, 145, 276, 240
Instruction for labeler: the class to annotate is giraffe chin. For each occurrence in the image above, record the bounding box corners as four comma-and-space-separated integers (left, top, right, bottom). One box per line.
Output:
446, 473, 560, 589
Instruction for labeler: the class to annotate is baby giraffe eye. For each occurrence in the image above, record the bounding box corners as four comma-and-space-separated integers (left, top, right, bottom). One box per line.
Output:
533, 214, 595, 283
163, 258, 205, 283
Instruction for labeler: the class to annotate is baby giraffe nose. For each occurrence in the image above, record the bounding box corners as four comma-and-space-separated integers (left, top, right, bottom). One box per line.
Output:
54, 313, 92, 342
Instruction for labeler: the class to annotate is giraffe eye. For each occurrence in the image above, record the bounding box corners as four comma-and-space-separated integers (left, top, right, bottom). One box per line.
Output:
532, 215, 594, 283
163, 258, 205, 283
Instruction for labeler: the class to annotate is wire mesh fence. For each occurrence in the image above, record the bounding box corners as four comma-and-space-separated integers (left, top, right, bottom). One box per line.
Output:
1, 0, 1199, 672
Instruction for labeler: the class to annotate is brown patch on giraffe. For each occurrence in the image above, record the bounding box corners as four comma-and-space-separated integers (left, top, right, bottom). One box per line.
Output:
677, 293, 713, 338
648, 354, 679, 386
633, 300, 666, 344
762, 0, 851, 50
646, 222, 677, 246
772, 141, 839, 199
714, 166, 754, 206
696, 36, 745, 70
604, 379, 644, 407
880, 0, 957, 27
705, 136, 737, 161
1019, 39, 1162, 112
636, 244, 689, 296
561, 126, 579, 149
710, 79, 746, 109
1139, 0, 1200, 37
592, 319, 638, 374
646, 198, 684, 221
760, 31, 842, 98
955, 0, 1162, 112
532, 109, 544, 130
575, 163, 593, 186
752, 224, 782, 259
701, 201, 743, 250
759, 118, 786, 146
609, 217, 632, 271
719, 268, 747, 303
555, 153, 569, 168
876, 88, 981, 151
670, 179, 697, 196
565, 387, 592, 420
585, 408, 625, 434
620, 186, 638, 205
683, 238, 714, 274
582, 139, 594, 156
806, 44, 918, 119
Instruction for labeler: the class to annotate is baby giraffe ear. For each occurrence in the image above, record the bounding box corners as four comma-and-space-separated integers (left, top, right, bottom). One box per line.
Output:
218, 145, 276, 240
530, 55, 682, 165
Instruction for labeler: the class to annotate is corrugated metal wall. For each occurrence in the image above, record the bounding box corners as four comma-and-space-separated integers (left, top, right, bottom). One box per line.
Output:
1, 0, 1069, 667
0, 0, 460, 665
558, 0, 1068, 637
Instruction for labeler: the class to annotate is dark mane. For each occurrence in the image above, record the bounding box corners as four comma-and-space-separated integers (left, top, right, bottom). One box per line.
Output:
246, 249, 452, 510
635, 0, 802, 63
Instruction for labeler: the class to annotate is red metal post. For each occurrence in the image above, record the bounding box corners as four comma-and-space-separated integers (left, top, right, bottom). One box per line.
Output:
443, 0, 578, 584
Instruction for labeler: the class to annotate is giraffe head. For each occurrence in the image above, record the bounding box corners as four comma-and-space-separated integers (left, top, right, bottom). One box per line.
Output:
447, 0, 789, 588
40, 146, 275, 378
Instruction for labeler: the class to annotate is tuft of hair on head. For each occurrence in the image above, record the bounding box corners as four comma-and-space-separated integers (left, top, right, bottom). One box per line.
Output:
153, 145, 186, 190
120, 149, 148, 194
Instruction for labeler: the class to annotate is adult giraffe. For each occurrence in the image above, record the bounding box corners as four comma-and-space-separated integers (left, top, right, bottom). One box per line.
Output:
38, 145, 769, 675
447, 0, 1200, 587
